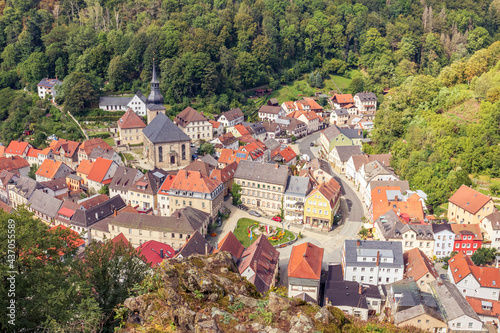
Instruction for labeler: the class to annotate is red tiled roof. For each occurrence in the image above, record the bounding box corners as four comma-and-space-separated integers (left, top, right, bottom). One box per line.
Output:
403, 248, 439, 281
158, 174, 176, 195
210, 161, 238, 184
26, 147, 41, 158
118, 109, 146, 129
288, 242, 323, 280
174, 106, 207, 127
170, 169, 221, 194
234, 124, 250, 136
372, 201, 424, 222
57, 207, 76, 218
331, 94, 354, 104
0, 156, 29, 172
450, 224, 483, 241
111, 232, 129, 246
449, 185, 492, 214
5, 140, 29, 155
218, 149, 248, 165
310, 178, 341, 204
40, 147, 53, 155
76, 159, 94, 175
80, 138, 112, 156
218, 132, 238, 146
138, 240, 175, 267
277, 146, 297, 163
407, 193, 421, 201
87, 157, 114, 183
209, 120, 221, 128
214, 231, 245, 259
0, 200, 12, 213
466, 297, 500, 319
48, 225, 85, 248
80, 194, 109, 209
0, 146, 5, 157
449, 252, 500, 288
35, 160, 66, 179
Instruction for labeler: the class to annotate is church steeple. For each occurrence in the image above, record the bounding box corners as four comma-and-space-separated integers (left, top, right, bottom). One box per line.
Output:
147, 59, 164, 104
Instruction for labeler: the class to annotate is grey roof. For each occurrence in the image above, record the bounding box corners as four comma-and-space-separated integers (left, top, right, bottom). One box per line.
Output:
67, 174, 82, 181
109, 166, 143, 192
355, 92, 377, 102
12, 176, 43, 199
234, 160, 288, 186
343, 240, 404, 269
432, 223, 454, 234
305, 158, 333, 176
247, 122, 265, 135
385, 190, 402, 201
376, 212, 434, 241
285, 176, 310, 196
99, 96, 131, 106
275, 117, 291, 126
321, 125, 342, 141
430, 279, 482, 322
176, 230, 213, 258
135, 90, 147, 103
109, 207, 208, 234
258, 105, 282, 114
370, 180, 410, 193
364, 161, 397, 181
222, 108, 244, 121
40, 178, 68, 192
89, 148, 116, 160
334, 145, 362, 162
334, 108, 349, 116
71, 195, 126, 228
199, 154, 218, 168
147, 60, 164, 104
146, 104, 166, 111
386, 278, 431, 308
394, 304, 444, 325
143, 113, 190, 144
28, 190, 63, 219
341, 128, 363, 140
264, 138, 280, 151
485, 212, 500, 230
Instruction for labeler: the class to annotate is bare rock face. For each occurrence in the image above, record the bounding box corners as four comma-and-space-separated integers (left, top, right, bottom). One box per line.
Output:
195, 313, 221, 333
267, 292, 292, 314
289, 312, 314, 333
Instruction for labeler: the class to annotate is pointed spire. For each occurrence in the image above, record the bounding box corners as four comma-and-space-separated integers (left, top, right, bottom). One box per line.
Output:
147, 57, 164, 105
151, 58, 159, 84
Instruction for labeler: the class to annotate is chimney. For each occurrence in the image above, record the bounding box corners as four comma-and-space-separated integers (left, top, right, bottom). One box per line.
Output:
205, 243, 208, 255
185, 171, 188, 179
395, 195, 398, 201
160, 249, 164, 258
113, 209, 117, 217
253, 260, 258, 272
198, 169, 202, 178
357, 239, 360, 247
359, 284, 362, 295
376, 251, 380, 266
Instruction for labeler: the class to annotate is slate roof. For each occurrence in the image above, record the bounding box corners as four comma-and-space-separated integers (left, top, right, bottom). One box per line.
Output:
285, 176, 311, 196
199, 154, 218, 168
334, 145, 362, 162
118, 109, 146, 129
394, 304, 444, 325
234, 160, 288, 186
28, 190, 63, 219
88, 148, 116, 161
449, 185, 492, 214
343, 239, 404, 269
143, 113, 190, 143
258, 105, 282, 114
376, 210, 431, 239
129, 169, 168, 195
333, 108, 349, 116
355, 92, 377, 102
99, 96, 131, 106
221, 108, 244, 121
71, 195, 126, 228
12, 176, 43, 199
288, 242, 323, 280
176, 230, 213, 258
264, 138, 281, 151
430, 279, 481, 322
174, 107, 208, 128
40, 178, 68, 192
37, 78, 62, 88
109, 166, 143, 192
432, 223, 453, 234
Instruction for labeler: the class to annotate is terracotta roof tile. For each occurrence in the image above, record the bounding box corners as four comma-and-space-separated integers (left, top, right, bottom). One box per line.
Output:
87, 158, 114, 183
449, 185, 492, 214
0, 146, 5, 157
158, 174, 176, 195
5, 140, 29, 155
118, 109, 146, 129
79, 194, 110, 209
35, 160, 66, 179
138, 240, 175, 267
331, 94, 354, 104
111, 232, 129, 246
449, 252, 500, 288
466, 297, 500, 319
234, 124, 250, 136
80, 138, 112, 156
174, 107, 207, 128
26, 147, 41, 158
209, 120, 221, 128
403, 248, 439, 281
276, 146, 297, 163
170, 169, 221, 194
373, 200, 424, 222
0, 156, 29, 172
218, 149, 248, 165
214, 231, 245, 260
450, 224, 483, 241
288, 242, 323, 280
76, 159, 94, 175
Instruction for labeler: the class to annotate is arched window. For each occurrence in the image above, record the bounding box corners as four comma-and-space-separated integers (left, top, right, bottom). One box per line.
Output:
171, 155, 175, 164
182, 144, 186, 160
158, 146, 163, 162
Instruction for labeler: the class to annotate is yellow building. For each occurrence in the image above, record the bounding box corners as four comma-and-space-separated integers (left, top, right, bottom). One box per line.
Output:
304, 178, 341, 231
448, 184, 495, 225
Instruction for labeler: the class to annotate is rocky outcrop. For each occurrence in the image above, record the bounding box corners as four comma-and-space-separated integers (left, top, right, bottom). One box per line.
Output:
119, 252, 417, 333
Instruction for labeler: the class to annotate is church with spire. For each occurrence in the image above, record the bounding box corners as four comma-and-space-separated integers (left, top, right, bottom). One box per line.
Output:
98, 60, 166, 125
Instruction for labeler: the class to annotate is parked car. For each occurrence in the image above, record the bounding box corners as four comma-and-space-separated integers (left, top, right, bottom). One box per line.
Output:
310, 142, 314, 147
271, 216, 282, 222
238, 204, 248, 211
248, 210, 261, 217
217, 217, 222, 227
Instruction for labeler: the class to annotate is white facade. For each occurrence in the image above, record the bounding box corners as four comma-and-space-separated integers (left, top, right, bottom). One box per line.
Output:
284, 193, 305, 223
218, 114, 244, 128
448, 267, 500, 301
354, 94, 377, 113
345, 156, 359, 182
358, 174, 399, 208
448, 314, 484, 332
259, 109, 286, 122
127, 94, 147, 116
157, 193, 170, 216
482, 217, 500, 251
181, 120, 213, 142
433, 229, 456, 259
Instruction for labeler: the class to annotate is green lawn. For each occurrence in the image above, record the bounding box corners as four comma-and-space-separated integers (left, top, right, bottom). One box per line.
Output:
122, 153, 135, 161
234, 218, 295, 248
103, 137, 115, 146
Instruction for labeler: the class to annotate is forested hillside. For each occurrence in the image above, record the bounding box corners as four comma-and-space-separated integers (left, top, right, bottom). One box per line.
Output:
371, 41, 500, 211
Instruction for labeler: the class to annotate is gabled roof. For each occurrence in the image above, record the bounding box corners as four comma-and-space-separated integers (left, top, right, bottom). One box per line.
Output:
0, 200, 12, 213
214, 231, 245, 260
79, 138, 112, 156
28, 190, 63, 219
129, 169, 168, 195
448, 252, 500, 288
275, 146, 297, 163
78, 194, 110, 209
309, 178, 340, 204
432, 223, 453, 234
394, 304, 444, 326
210, 161, 238, 184
118, 109, 146, 129
331, 93, 354, 104
0, 156, 29, 172
183, 160, 215, 177
199, 154, 218, 168
234, 124, 250, 136
221, 108, 244, 121
48, 224, 85, 249
449, 185, 492, 214
138, 240, 175, 267
234, 160, 288, 186
404, 248, 439, 282
258, 105, 282, 114
35, 160, 68, 180
87, 158, 114, 183
466, 296, 500, 320
11, 176, 42, 199
288, 242, 323, 280
217, 132, 238, 147
71, 195, 126, 228
40, 177, 68, 192
76, 159, 94, 175
355, 92, 377, 102
334, 145, 362, 162
263, 138, 280, 151
373, 200, 425, 222
170, 169, 221, 194
157, 174, 176, 195
238, 235, 279, 294
109, 166, 143, 192
285, 176, 311, 196
218, 149, 248, 165
176, 230, 213, 258
111, 232, 129, 246
99, 96, 131, 106
209, 120, 221, 129
0, 146, 5, 157
143, 113, 190, 144
26, 147, 42, 158
450, 224, 483, 241
430, 279, 481, 322
174, 107, 208, 128
5, 140, 29, 156
484, 212, 500, 230
37, 78, 62, 88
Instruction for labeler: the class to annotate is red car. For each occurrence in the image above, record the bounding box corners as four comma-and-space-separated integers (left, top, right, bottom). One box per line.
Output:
272, 216, 282, 222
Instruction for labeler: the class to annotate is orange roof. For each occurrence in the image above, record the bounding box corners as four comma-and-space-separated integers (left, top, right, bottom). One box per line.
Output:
218, 149, 248, 165
241, 141, 266, 160
158, 174, 176, 195
79, 138, 112, 156
407, 193, 421, 201
372, 201, 424, 222
210, 161, 238, 184
111, 232, 130, 246
48, 225, 85, 248
40, 147, 53, 155
466, 297, 500, 319
0, 146, 5, 157
283, 101, 296, 110
371, 186, 403, 204
0, 156, 29, 172
449, 252, 499, 288
303, 98, 323, 110
87, 157, 114, 183
26, 147, 41, 158
170, 169, 221, 194
309, 178, 340, 204
403, 248, 439, 281
449, 185, 492, 214
209, 120, 221, 128
214, 231, 245, 259
0, 200, 12, 213
450, 223, 483, 241
277, 146, 297, 163
238, 134, 256, 144
331, 93, 354, 104
288, 242, 323, 280
76, 159, 94, 175
234, 124, 250, 136
5, 140, 29, 155
118, 109, 146, 129
35, 160, 65, 179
